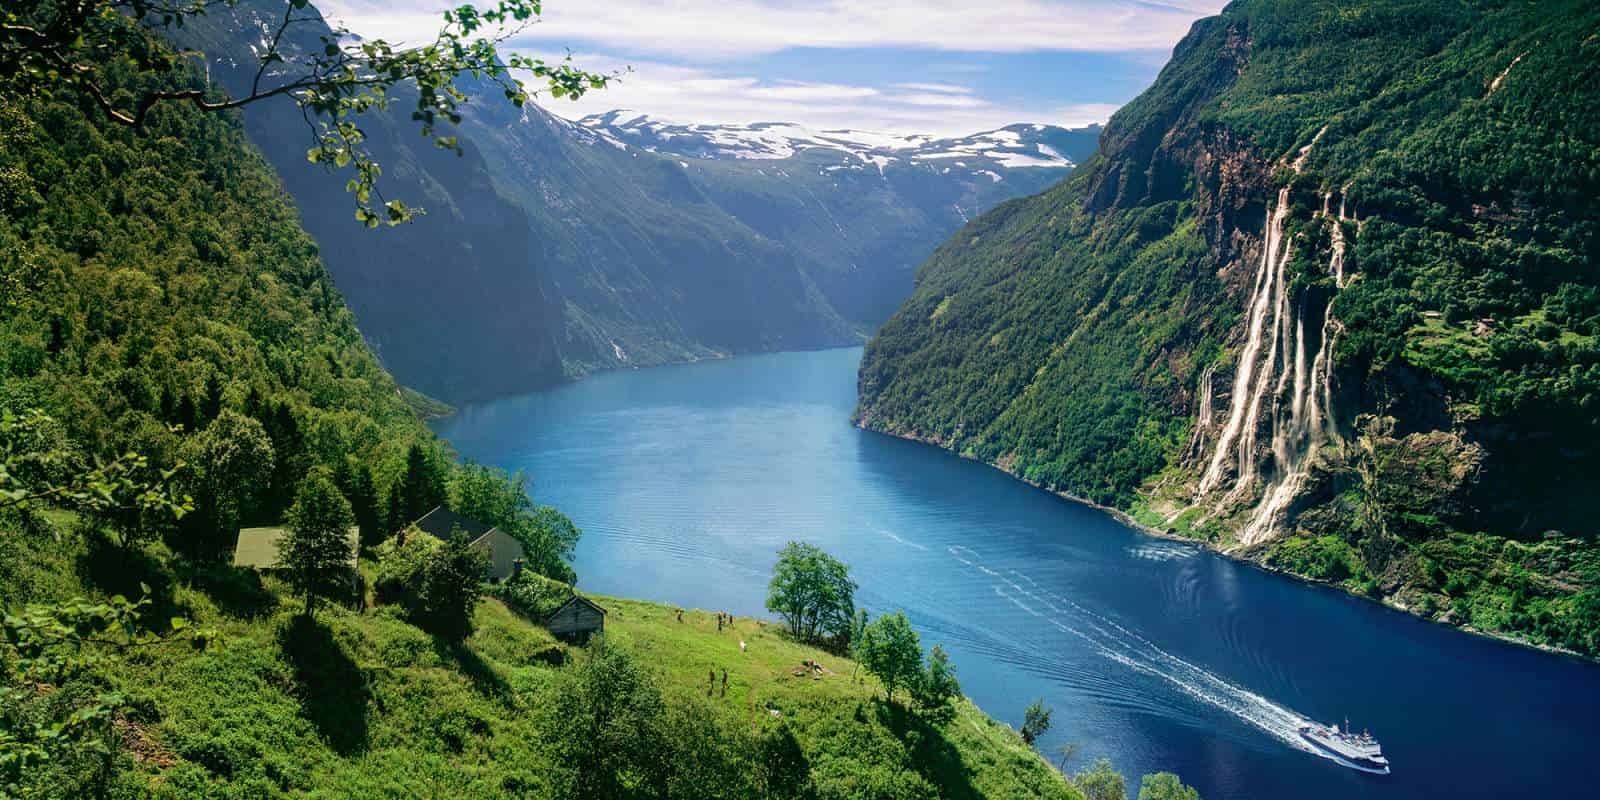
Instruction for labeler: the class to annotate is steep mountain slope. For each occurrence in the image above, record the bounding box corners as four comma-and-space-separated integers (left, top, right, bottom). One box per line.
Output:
858, 0, 1600, 655
0, 67, 438, 530
169, 0, 1098, 398
166, 3, 568, 405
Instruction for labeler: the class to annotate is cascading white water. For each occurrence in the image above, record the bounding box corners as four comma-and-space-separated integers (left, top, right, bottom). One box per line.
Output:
1196, 187, 1296, 497
1192, 130, 1354, 544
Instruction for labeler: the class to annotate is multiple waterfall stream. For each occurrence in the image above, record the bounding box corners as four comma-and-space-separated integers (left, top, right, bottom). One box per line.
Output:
1190, 132, 1353, 543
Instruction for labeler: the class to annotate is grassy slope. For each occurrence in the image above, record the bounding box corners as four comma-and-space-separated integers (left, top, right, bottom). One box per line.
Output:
594, 598, 1073, 799
6, 517, 1075, 799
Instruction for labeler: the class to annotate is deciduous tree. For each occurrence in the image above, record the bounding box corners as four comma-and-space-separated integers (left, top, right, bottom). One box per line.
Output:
765, 541, 856, 644
415, 531, 488, 642
1021, 697, 1052, 746
1137, 772, 1200, 800
182, 410, 273, 557
858, 611, 922, 703
450, 462, 580, 582
912, 643, 960, 724
1074, 759, 1127, 800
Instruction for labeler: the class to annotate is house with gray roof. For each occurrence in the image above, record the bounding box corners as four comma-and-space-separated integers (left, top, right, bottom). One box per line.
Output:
404, 506, 527, 583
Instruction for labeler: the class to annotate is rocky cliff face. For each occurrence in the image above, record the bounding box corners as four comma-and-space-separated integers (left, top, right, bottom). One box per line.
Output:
858, 0, 1600, 655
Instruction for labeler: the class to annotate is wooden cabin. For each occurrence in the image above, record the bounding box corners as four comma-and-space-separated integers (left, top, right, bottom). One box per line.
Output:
546, 595, 607, 642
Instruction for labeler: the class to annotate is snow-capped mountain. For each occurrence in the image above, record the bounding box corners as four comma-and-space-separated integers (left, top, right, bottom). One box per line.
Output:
573, 111, 1098, 181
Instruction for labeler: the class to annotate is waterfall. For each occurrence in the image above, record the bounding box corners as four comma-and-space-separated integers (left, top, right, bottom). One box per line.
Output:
1196, 187, 1296, 497
1192, 130, 1353, 544
1196, 365, 1215, 431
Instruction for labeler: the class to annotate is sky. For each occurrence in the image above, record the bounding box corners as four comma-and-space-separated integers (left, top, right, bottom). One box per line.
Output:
318, 0, 1227, 136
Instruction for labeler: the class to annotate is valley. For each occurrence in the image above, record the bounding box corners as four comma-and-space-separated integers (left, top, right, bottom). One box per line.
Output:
3, 0, 1596, 798
170, 0, 1100, 403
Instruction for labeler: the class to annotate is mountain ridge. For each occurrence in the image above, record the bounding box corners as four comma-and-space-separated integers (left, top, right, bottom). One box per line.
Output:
573, 110, 1095, 170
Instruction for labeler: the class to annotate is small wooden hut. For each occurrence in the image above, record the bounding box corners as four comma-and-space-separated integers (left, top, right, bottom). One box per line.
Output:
546, 595, 607, 642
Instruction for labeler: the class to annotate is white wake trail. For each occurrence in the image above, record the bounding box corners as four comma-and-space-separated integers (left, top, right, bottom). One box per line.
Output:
950, 546, 1321, 755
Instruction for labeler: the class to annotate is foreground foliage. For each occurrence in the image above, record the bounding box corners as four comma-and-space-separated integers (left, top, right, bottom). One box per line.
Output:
0, 65, 578, 581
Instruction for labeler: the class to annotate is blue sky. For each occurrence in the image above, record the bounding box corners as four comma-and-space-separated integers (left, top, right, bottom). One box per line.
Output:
320, 0, 1225, 135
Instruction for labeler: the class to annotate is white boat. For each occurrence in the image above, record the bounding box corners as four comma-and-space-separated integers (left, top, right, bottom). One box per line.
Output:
1298, 717, 1390, 774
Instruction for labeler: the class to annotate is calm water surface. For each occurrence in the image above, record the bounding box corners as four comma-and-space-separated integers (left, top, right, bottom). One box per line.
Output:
435, 347, 1600, 800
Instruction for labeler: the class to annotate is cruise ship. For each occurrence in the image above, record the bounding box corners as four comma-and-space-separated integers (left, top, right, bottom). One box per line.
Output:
1298, 718, 1390, 774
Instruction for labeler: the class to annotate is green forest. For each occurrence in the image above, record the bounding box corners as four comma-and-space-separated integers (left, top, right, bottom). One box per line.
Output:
857, 0, 1600, 657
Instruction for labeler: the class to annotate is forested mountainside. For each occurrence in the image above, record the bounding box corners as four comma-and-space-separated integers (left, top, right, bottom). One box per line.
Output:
0, 69, 444, 542
858, 0, 1600, 655
0, 35, 1095, 799
170, 0, 1095, 402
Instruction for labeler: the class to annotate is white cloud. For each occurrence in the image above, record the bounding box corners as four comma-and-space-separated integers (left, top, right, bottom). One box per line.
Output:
532, 55, 1119, 135
746, 82, 881, 101
890, 93, 988, 109
319, 0, 1225, 60
313, 0, 1218, 133
893, 82, 976, 94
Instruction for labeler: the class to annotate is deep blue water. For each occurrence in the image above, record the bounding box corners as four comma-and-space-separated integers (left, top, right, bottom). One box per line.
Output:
434, 347, 1600, 800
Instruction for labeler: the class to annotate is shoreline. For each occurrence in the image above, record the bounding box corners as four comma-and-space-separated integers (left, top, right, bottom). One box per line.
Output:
855, 421, 1594, 667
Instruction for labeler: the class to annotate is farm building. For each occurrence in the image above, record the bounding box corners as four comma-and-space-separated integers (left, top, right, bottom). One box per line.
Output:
410, 506, 492, 541
232, 526, 360, 571
405, 506, 527, 583
546, 595, 607, 641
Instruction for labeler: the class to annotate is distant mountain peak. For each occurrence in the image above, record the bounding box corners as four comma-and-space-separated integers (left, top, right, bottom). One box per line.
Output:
569, 111, 1100, 173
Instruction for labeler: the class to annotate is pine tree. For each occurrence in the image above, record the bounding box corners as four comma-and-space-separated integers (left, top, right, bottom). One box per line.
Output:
400, 443, 447, 524
282, 468, 355, 618
385, 478, 408, 538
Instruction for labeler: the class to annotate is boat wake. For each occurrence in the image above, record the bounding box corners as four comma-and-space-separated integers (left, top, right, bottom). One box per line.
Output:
947, 545, 1370, 769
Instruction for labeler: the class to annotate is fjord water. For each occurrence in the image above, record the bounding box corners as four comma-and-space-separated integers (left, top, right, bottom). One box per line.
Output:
434, 347, 1600, 799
